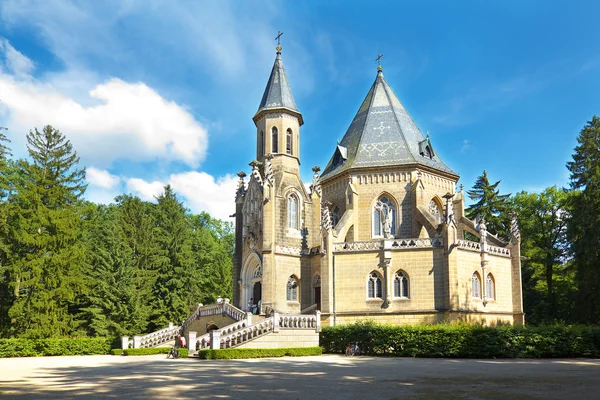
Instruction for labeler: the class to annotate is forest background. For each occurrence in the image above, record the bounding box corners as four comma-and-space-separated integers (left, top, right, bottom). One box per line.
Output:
0, 116, 599, 342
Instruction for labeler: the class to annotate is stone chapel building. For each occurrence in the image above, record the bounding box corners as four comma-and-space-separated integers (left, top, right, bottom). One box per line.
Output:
233, 45, 524, 326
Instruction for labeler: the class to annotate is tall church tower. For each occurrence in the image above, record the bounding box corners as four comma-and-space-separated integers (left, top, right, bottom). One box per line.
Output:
234, 38, 316, 315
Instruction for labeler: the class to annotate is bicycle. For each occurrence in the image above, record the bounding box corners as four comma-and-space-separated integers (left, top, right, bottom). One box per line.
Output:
166, 346, 180, 359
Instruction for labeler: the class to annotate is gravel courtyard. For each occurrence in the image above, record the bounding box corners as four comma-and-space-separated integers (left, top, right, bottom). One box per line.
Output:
1, 354, 598, 399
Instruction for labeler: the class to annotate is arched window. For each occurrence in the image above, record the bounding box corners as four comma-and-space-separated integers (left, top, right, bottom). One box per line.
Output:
287, 193, 299, 230
286, 128, 293, 155
258, 131, 264, 158
472, 272, 481, 299
331, 206, 340, 228
486, 274, 495, 300
287, 276, 299, 301
429, 199, 442, 223
272, 127, 278, 153
367, 272, 383, 299
373, 195, 396, 237
393, 271, 410, 298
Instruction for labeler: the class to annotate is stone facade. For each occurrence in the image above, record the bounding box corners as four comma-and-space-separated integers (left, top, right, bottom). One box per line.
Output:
233, 49, 524, 327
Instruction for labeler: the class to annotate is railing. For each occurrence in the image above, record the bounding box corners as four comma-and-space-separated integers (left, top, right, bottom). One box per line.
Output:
220, 317, 275, 349
333, 237, 443, 253
456, 240, 511, 257
223, 302, 247, 321
277, 314, 318, 329
333, 240, 382, 252
301, 304, 318, 314
196, 333, 211, 350
388, 237, 443, 249
137, 324, 180, 348
456, 239, 481, 251
181, 301, 246, 333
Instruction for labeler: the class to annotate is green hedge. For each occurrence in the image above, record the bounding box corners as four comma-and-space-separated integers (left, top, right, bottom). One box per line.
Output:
0, 338, 112, 357
121, 347, 189, 357
197, 347, 322, 359
319, 322, 600, 358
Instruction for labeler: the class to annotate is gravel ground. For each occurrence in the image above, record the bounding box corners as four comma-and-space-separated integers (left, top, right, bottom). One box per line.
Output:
1, 354, 599, 399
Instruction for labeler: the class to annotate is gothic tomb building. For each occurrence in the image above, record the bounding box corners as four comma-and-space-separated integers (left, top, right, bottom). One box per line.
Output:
233, 45, 524, 326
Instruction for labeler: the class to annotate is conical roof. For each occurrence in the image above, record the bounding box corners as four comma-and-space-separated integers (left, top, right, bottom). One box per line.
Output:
321, 69, 457, 180
254, 51, 302, 124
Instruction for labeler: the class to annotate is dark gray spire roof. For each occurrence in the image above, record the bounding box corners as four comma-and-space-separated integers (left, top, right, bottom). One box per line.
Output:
254, 52, 302, 124
321, 69, 457, 180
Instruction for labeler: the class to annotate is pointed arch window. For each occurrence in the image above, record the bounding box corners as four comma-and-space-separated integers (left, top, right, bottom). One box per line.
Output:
367, 272, 383, 299
258, 130, 264, 158
373, 195, 396, 237
286, 128, 293, 155
331, 206, 341, 228
393, 271, 410, 298
272, 127, 278, 153
287, 193, 299, 230
472, 272, 482, 299
287, 276, 299, 301
429, 199, 442, 223
486, 274, 495, 300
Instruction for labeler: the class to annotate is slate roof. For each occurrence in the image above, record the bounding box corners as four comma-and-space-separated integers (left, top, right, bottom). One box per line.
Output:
254, 52, 302, 123
321, 69, 457, 180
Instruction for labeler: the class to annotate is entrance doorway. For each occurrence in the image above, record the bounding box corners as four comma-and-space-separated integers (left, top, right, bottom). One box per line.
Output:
314, 286, 321, 311
252, 281, 262, 314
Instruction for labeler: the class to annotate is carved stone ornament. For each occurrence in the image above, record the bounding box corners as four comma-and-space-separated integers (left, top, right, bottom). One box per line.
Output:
264, 154, 274, 187
320, 202, 332, 233
509, 212, 520, 242
375, 200, 393, 239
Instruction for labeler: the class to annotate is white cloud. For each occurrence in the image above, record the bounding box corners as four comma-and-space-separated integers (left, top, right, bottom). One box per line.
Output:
0, 38, 209, 167
87, 167, 120, 189
168, 171, 237, 221
121, 171, 237, 221
126, 178, 165, 201
0, 38, 34, 77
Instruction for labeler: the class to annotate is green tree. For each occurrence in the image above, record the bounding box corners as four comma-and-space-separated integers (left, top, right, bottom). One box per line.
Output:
5, 125, 87, 337
0, 127, 13, 335
511, 187, 574, 324
466, 170, 511, 238
150, 185, 195, 330
566, 116, 600, 323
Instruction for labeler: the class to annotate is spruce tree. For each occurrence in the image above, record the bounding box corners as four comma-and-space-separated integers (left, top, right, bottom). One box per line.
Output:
6, 125, 87, 337
150, 186, 195, 330
466, 170, 511, 238
0, 127, 12, 335
566, 116, 600, 323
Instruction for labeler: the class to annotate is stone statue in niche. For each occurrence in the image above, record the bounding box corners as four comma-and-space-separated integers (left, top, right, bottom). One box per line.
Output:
375, 200, 393, 239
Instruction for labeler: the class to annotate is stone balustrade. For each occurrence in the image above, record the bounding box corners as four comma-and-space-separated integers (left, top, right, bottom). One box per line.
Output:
277, 313, 319, 330
135, 324, 180, 348
219, 317, 275, 349
333, 240, 383, 252
456, 239, 511, 257
223, 302, 246, 321
333, 238, 443, 253
196, 333, 211, 350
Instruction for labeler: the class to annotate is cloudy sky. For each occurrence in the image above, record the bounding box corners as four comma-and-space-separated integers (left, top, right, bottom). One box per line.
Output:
1, 0, 599, 220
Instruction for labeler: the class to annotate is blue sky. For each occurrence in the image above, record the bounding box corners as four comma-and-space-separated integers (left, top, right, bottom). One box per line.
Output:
1, 0, 599, 220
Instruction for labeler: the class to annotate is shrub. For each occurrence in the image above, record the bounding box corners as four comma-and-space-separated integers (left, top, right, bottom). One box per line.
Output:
197, 347, 322, 359
111, 349, 123, 355
0, 338, 112, 358
319, 323, 600, 358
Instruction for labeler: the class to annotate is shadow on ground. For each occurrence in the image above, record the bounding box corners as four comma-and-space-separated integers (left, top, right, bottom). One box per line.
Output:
1, 355, 599, 399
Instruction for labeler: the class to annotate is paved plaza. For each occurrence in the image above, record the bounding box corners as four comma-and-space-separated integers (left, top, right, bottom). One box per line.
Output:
1, 354, 599, 399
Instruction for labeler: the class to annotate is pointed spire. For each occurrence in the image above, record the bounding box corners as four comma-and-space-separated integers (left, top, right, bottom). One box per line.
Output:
254, 32, 303, 125
321, 66, 457, 180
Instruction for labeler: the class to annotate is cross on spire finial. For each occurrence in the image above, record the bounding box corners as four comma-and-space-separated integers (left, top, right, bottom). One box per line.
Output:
275, 30, 283, 53
376, 53, 383, 71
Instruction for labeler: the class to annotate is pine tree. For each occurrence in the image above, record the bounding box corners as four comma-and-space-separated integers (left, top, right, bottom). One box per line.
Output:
566, 116, 600, 323
0, 127, 13, 335
466, 170, 511, 238
5, 125, 87, 337
150, 186, 195, 330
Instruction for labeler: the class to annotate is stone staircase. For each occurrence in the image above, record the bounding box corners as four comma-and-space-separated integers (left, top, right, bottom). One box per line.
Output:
122, 300, 321, 354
